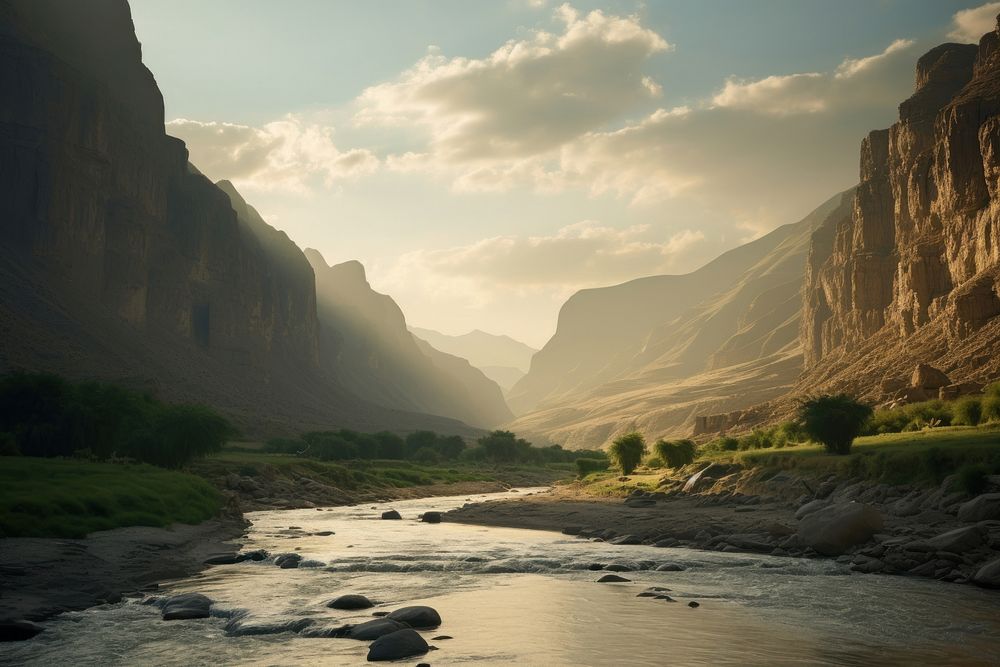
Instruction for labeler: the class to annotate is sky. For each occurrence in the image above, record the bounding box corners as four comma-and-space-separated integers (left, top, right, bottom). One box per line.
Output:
129, 0, 1000, 348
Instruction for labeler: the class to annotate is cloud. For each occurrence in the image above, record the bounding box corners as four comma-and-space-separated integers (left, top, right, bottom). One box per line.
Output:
712, 39, 915, 116
355, 4, 670, 162
386, 222, 704, 298
166, 116, 378, 191
948, 2, 1000, 43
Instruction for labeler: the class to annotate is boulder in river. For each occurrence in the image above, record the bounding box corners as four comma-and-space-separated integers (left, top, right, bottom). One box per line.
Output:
609, 535, 642, 545
345, 618, 409, 640
242, 549, 269, 561
957, 494, 1000, 523
225, 617, 313, 636
421, 511, 442, 523
161, 593, 213, 620
386, 605, 442, 629
797, 502, 883, 555
655, 562, 685, 572
274, 553, 303, 569
602, 563, 634, 572
328, 594, 375, 610
597, 574, 631, 583
367, 628, 429, 662
381, 510, 402, 520
203, 553, 243, 565
0, 620, 44, 642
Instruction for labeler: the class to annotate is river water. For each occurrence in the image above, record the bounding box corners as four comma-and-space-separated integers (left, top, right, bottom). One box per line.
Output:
4, 489, 1000, 666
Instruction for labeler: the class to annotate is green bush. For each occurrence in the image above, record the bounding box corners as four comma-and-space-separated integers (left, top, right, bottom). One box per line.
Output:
608, 432, 646, 475
953, 463, 991, 495
576, 457, 609, 476
982, 395, 1000, 423
953, 397, 983, 426
653, 438, 696, 468
798, 394, 873, 455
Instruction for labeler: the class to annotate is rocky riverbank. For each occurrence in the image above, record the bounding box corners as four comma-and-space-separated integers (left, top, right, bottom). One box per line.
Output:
444, 464, 1000, 588
0, 515, 248, 639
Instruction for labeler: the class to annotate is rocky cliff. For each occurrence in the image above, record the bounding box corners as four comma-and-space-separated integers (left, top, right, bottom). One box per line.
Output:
0, 0, 479, 437
800, 19, 1000, 397
306, 250, 513, 428
506, 193, 850, 448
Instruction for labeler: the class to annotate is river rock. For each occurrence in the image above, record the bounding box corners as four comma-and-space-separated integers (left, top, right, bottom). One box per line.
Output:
161, 593, 213, 620
421, 511, 442, 523
973, 558, 1000, 588
242, 549, 269, 561
381, 510, 402, 520
909, 526, 983, 553
597, 574, 631, 583
225, 617, 313, 636
328, 594, 375, 610
344, 618, 409, 640
203, 553, 243, 565
367, 628, 429, 662
957, 494, 1000, 522
794, 499, 828, 520
274, 553, 303, 569
797, 502, 883, 555
655, 562, 685, 571
720, 533, 774, 552
609, 534, 642, 545
386, 605, 441, 629
602, 563, 634, 572
0, 620, 44, 642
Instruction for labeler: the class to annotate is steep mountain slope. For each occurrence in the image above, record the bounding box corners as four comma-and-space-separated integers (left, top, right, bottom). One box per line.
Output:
306, 250, 512, 428
799, 21, 1000, 398
506, 193, 850, 447
409, 327, 537, 392
0, 0, 479, 437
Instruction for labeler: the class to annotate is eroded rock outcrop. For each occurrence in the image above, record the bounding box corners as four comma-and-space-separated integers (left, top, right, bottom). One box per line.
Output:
801, 21, 1000, 394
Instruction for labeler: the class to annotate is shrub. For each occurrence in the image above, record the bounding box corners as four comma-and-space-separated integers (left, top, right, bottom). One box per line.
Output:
953, 397, 983, 426
982, 395, 1000, 423
644, 456, 664, 468
575, 457, 608, 477
953, 463, 991, 495
608, 432, 646, 475
653, 438, 696, 468
798, 394, 873, 455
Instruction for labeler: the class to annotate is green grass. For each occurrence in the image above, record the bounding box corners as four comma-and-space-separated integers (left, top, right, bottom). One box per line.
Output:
191, 449, 573, 494
701, 425, 1000, 486
0, 458, 221, 538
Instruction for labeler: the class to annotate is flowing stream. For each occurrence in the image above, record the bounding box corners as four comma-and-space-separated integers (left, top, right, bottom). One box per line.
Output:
4, 489, 1000, 666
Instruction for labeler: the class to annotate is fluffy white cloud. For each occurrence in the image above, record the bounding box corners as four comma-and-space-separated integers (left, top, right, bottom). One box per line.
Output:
712, 39, 915, 115
948, 2, 1000, 43
355, 4, 670, 162
387, 222, 704, 293
167, 116, 378, 191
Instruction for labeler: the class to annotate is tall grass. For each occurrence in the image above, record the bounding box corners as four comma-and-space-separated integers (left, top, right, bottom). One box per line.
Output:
0, 458, 221, 538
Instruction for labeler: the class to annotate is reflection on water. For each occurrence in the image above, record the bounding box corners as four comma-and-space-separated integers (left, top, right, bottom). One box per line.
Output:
4, 489, 1000, 666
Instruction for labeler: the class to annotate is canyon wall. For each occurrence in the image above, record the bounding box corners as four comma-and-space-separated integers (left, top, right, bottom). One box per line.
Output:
800, 20, 1000, 396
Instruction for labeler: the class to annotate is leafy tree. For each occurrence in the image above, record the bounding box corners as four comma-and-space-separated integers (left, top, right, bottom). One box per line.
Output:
608, 432, 646, 474
373, 431, 406, 459
798, 394, 873, 455
477, 430, 532, 463
436, 434, 467, 459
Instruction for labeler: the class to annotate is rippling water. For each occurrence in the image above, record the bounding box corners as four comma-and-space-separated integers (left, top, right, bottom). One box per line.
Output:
4, 489, 1000, 666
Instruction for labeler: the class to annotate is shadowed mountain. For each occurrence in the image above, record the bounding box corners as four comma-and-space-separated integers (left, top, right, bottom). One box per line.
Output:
306, 250, 513, 429
409, 327, 537, 393
506, 192, 850, 447
0, 0, 481, 437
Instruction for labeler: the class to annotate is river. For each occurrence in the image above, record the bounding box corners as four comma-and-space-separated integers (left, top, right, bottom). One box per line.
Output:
4, 489, 1000, 666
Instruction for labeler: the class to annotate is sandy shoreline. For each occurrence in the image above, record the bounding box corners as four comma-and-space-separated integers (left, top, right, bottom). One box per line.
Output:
443, 485, 800, 547
0, 516, 248, 626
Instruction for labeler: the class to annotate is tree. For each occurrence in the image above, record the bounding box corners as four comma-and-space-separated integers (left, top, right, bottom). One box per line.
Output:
608, 432, 646, 474
477, 430, 532, 463
797, 394, 873, 455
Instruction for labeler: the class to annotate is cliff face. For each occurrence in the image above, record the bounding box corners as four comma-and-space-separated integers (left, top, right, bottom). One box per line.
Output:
506, 193, 849, 448
306, 250, 513, 428
0, 0, 481, 437
801, 19, 1000, 394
